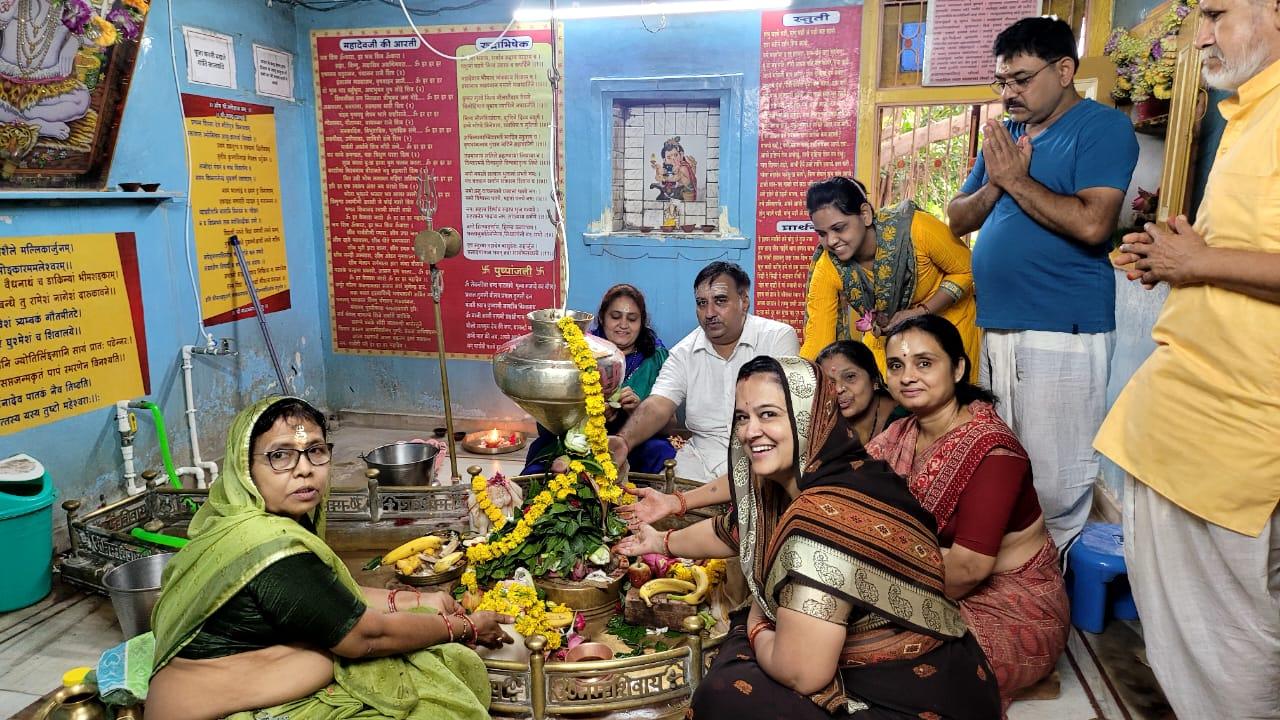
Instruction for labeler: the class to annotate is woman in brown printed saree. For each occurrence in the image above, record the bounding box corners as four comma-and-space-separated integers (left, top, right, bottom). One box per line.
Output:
620, 356, 999, 719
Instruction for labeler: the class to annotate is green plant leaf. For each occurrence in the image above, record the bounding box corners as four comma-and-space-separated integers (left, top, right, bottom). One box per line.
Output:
606, 615, 648, 647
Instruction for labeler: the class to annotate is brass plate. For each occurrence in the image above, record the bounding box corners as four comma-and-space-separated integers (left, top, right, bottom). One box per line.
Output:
396, 560, 465, 587
461, 432, 526, 455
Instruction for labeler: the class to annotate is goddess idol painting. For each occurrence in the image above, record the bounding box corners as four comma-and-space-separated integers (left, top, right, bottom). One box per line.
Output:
0, 0, 147, 188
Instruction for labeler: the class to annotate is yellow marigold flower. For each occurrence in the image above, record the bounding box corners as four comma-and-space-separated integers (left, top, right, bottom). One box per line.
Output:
123, 0, 149, 10
91, 16, 117, 46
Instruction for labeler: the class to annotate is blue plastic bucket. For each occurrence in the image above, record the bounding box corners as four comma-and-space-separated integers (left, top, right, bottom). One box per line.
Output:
0, 453, 58, 612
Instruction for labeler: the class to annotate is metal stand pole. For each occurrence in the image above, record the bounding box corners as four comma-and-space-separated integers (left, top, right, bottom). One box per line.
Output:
430, 265, 460, 483
229, 235, 291, 394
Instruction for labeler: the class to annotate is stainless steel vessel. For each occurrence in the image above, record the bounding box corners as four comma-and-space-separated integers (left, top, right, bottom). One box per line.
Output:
492, 310, 624, 435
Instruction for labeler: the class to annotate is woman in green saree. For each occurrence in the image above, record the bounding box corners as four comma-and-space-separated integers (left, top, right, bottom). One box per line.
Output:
146, 397, 513, 720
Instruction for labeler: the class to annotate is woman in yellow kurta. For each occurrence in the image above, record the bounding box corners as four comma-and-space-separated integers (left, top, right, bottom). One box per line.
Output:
798, 176, 979, 380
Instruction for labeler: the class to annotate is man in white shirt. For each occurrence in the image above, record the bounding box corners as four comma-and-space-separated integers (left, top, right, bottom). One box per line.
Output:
610, 261, 799, 481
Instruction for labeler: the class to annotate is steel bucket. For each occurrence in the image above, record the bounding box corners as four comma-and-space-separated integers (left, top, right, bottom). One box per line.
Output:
361, 441, 439, 486
103, 553, 174, 638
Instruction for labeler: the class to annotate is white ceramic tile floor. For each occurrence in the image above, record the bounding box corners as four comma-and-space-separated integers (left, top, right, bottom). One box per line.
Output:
0, 690, 40, 718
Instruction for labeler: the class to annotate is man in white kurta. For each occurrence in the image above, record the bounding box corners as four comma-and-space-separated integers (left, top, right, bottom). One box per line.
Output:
611, 262, 798, 481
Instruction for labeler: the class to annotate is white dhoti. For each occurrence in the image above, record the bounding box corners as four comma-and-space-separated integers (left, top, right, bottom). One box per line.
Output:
979, 329, 1114, 548
1124, 476, 1280, 719
673, 438, 725, 484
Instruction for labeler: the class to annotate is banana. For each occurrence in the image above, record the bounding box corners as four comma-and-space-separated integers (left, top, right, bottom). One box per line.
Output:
433, 551, 464, 574
382, 535, 444, 565
395, 555, 422, 576
672, 565, 709, 605
544, 611, 575, 629
639, 578, 696, 607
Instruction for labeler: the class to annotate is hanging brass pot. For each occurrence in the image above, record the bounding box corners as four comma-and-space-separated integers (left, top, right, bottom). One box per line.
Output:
492, 310, 624, 436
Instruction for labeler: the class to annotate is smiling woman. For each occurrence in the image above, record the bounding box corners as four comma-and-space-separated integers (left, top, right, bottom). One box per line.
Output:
799, 176, 980, 381
869, 316, 1069, 711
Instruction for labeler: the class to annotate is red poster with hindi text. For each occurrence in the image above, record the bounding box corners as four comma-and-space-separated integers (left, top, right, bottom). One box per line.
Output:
754, 8, 860, 340
313, 25, 562, 359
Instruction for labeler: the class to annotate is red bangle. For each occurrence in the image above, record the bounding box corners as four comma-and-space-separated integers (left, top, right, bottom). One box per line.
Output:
387, 589, 399, 613
674, 490, 688, 518
747, 620, 774, 651
443, 614, 456, 643
663, 529, 674, 556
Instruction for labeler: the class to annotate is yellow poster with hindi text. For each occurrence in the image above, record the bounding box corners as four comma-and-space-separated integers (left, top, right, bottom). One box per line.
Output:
183, 93, 292, 326
0, 233, 149, 435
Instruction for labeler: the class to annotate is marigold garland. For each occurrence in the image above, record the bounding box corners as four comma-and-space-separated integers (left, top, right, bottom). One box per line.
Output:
474, 582, 573, 650
556, 315, 631, 506
465, 314, 637, 578
465, 487, 554, 565
470, 473, 507, 531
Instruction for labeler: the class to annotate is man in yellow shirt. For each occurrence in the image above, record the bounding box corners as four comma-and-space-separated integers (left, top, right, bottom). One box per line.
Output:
1094, 1, 1280, 716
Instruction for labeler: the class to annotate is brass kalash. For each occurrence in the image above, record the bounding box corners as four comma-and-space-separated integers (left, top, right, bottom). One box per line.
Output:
58, 190, 723, 720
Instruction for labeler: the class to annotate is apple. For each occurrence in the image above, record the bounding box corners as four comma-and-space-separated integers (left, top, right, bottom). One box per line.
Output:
627, 560, 652, 587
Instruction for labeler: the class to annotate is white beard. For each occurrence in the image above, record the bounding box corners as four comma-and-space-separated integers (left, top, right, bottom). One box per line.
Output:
1201, 28, 1272, 90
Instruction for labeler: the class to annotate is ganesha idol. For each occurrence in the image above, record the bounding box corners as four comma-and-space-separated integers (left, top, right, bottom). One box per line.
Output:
0, 0, 94, 143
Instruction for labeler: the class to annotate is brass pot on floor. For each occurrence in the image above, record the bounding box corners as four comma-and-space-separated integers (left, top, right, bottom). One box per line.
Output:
37, 684, 108, 720
535, 569, 627, 637
492, 310, 624, 436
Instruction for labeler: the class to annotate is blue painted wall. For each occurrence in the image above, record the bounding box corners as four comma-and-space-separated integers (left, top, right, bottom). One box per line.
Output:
2, 0, 866, 540
2, 0, 1227, 531
298, 1, 859, 425
0, 0, 326, 537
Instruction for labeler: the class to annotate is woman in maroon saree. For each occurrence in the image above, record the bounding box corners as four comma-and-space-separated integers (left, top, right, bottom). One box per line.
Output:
684, 356, 1000, 719
867, 315, 1069, 712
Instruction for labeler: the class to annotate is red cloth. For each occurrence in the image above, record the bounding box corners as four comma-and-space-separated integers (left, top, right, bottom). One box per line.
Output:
942, 454, 1042, 556
959, 538, 1070, 713
867, 401, 1027, 528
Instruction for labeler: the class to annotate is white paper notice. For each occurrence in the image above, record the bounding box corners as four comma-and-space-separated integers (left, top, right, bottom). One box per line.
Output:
184, 27, 237, 89
253, 44, 295, 101
923, 0, 1039, 86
